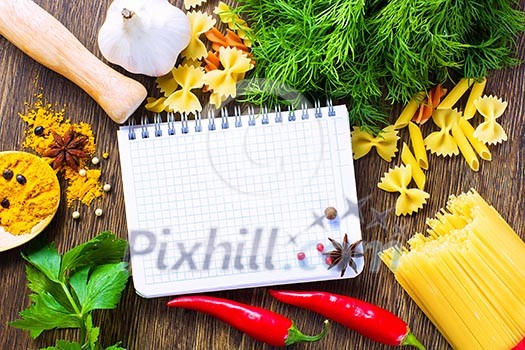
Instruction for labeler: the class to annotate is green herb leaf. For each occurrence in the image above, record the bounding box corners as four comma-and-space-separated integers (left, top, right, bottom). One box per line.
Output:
25, 264, 74, 313
40, 340, 83, 350
23, 242, 61, 282
85, 314, 101, 350
61, 232, 128, 274
82, 262, 129, 313
104, 343, 125, 350
9, 292, 81, 338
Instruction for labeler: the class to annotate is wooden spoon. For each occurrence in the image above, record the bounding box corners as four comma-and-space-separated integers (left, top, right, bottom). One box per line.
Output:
0, 0, 147, 124
0, 151, 60, 252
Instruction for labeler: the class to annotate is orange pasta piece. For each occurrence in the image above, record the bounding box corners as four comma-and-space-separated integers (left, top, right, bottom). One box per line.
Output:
205, 51, 221, 70
412, 84, 448, 125
205, 27, 227, 46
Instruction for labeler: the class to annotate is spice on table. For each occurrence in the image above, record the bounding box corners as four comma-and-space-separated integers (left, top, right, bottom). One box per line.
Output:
323, 233, 363, 277
95, 208, 103, 217
43, 129, 88, 170
3, 169, 14, 180
324, 206, 337, 220
91, 156, 100, 165
102, 152, 109, 159
167, 295, 329, 346
72, 210, 80, 219
0, 152, 60, 235
33, 125, 45, 136
103, 183, 111, 192
269, 290, 425, 349
297, 251, 305, 261
79, 169, 87, 177
20, 94, 105, 207
16, 174, 27, 185
316, 243, 324, 252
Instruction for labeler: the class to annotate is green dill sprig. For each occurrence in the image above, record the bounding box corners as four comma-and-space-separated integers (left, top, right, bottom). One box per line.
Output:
236, 0, 525, 130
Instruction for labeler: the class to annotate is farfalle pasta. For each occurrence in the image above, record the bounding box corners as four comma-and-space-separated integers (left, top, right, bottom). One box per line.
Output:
155, 71, 178, 97
473, 95, 508, 145
145, 97, 170, 113
214, 2, 253, 47
163, 64, 205, 114
204, 47, 253, 99
378, 165, 430, 216
182, 11, 216, 60
351, 125, 399, 162
424, 108, 461, 157
184, 0, 207, 10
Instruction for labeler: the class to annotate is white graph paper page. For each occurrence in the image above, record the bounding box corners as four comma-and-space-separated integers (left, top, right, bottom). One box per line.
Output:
117, 105, 363, 298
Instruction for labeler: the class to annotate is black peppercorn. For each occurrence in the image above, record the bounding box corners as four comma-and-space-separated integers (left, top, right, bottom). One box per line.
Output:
2, 169, 13, 180
16, 174, 27, 185
324, 206, 338, 220
1, 198, 9, 209
34, 126, 45, 136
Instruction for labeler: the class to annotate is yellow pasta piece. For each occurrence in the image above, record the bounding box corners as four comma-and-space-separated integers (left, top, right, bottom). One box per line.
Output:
394, 92, 425, 129
214, 2, 253, 47
424, 109, 461, 157
407, 122, 428, 170
155, 71, 178, 97
437, 78, 473, 110
451, 124, 479, 171
463, 78, 487, 120
379, 190, 525, 350
351, 125, 399, 162
209, 90, 228, 107
145, 97, 171, 113
401, 143, 426, 190
473, 95, 508, 145
458, 118, 491, 161
182, 11, 216, 60
164, 64, 205, 114
204, 47, 253, 99
378, 165, 430, 216
184, 0, 207, 10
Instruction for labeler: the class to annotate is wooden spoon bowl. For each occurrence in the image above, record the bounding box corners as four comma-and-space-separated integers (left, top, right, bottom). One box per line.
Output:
0, 151, 60, 252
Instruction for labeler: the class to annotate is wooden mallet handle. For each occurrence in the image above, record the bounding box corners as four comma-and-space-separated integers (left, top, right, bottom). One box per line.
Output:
0, 0, 147, 124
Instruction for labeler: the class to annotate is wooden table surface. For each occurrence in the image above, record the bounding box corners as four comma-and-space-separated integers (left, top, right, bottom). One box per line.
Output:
1, 1, 524, 349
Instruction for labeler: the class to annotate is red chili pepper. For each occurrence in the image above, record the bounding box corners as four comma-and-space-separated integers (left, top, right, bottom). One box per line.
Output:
513, 337, 525, 349
167, 295, 329, 347
269, 290, 425, 349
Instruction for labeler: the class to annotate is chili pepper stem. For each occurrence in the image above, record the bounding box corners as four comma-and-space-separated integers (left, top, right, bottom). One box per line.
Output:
285, 320, 329, 346
402, 332, 426, 350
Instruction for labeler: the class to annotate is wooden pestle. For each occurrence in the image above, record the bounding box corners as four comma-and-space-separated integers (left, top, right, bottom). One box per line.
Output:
0, 0, 147, 124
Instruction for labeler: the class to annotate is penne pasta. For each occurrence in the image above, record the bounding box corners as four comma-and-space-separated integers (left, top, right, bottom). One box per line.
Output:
458, 118, 491, 161
394, 92, 425, 129
463, 78, 487, 120
437, 78, 474, 110
401, 142, 426, 190
451, 124, 479, 171
408, 122, 429, 169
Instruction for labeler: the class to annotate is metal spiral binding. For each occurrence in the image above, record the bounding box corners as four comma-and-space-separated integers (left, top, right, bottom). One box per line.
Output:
195, 111, 202, 132
301, 101, 309, 120
234, 105, 242, 128
248, 105, 255, 126
221, 106, 229, 129
154, 114, 162, 137
127, 117, 136, 140
181, 113, 189, 134
208, 110, 216, 131
128, 97, 337, 139
141, 115, 149, 139
167, 112, 176, 135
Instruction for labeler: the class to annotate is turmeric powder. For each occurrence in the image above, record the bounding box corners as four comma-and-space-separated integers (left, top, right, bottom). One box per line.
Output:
19, 94, 103, 207
0, 152, 60, 235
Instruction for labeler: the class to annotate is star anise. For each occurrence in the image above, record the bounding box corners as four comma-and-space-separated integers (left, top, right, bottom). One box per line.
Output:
324, 233, 364, 277
43, 128, 88, 170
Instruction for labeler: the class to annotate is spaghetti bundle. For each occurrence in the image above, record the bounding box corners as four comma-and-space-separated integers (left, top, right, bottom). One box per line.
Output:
380, 190, 525, 349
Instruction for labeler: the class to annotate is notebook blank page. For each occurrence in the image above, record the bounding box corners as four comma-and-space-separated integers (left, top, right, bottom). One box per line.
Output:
117, 105, 362, 297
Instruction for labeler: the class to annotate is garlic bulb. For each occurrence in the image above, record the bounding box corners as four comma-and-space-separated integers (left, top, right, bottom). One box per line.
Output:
98, 0, 191, 77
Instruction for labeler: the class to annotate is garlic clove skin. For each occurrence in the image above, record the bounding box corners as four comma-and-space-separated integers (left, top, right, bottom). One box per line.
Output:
98, 0, 191, 77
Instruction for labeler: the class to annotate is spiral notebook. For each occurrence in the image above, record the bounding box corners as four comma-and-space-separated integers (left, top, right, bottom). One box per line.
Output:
117, 101, 363, 298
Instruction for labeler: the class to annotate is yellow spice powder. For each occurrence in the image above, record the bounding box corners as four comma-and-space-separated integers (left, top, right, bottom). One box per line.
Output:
19, 94, 102, 207
0, 152, 60, 235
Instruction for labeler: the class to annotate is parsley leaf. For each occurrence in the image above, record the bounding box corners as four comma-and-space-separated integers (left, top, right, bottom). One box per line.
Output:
10, 232, 129, 350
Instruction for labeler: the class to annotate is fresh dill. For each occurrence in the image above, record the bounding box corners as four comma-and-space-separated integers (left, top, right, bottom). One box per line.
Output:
236, 0, 525, 130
